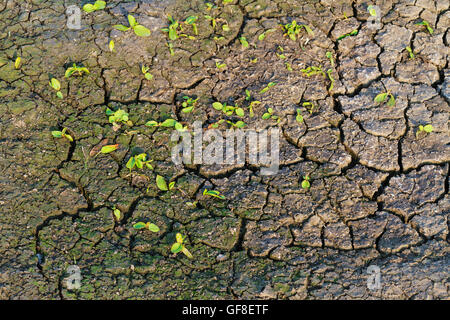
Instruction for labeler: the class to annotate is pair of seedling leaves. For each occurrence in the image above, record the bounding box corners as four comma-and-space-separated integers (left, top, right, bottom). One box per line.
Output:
282, 20, 314, 41
52, 127, 73, 142
114, 15, 151, 37
212, 102, 246, 129
163, 15, 198, 41
146, 118, 187, 132
82, 1, 106, 13
416, 124, 433, 138
181, 96, 198, 113
171, 233, 194, 259
374, 91, 396, 107
49, 78, 63, 99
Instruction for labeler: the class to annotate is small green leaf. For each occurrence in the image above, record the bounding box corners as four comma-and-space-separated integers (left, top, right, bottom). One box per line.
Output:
160, 119, 177, 127
374, 93, 388, 103
147, 223, 160, 233
171, 242, 183, 253
56, 91, 64, 99
113, 24, 130, 32
235, 108, 245, 117
145, 120, 158, 127
182, 106, 194, 113
52, 131, 63, 138
133, 222, 147, 229
156, 175, 168, 191
109, 40, 115, 52
113, 209, 121, 220
14, 57, 21, 69
387, 94, 396, 107
83, 4, 96, 13
101, 144, 119, 154
423, 124, 433, 133
212, 102, 223, 111
94, 1, 106, 9
169, 181, 175, 190
126, 157, 136, 170
50, 78, 61, 91
144, 72, 153, 80
133, 25, 151, 37
301, 179, 310, 189
235, 121, 245, 128
262, 113, 271, 120
128, 15, 137, 27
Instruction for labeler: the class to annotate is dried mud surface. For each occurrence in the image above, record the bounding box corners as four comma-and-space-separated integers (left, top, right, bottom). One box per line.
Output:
0, 0, 449, 299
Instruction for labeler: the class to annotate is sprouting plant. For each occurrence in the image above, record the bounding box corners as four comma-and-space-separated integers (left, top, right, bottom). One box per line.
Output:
106, 108, 133, 127
65, 63, 90, 78
109, 40, 115, 52
52, 128, 73, 142
415, 20, 433, 34
114, 15, 151, 37
302, 102, 316, 114
326, 51, 335, 67
276, 46, 286, 59
156, 175, 175, 191
374, 90, 395, 107
416, 124, 433, 138
301, 65, 326, 77
133, 221, 160, 233
337, 29, 358, 41
405, 46, 415, 59
248, 100, 260, 118
203, 188, 226, 199
204, 15, 217, 29
145, 118, 187, 132
215, 61, 226, 69
285, 62, 293, 71
222, 24, 231, 32
326, 69, 335, 91
141, 65, 153, 80
282, 20, 314, 41
14, 57, 21, 69
212, 102, 245, 117
82, 1, 106, 13
126, 153, 154, 171
259, 82, 277, 94
367, 5, 377, 17
100, 144, 119, 154
209, 119, 226, 128
262, 107, 279, 122
162, 15, 181, 40
239, 36, 249, 48
296, 109, 304, 123
184, 16, 199, 35
181, 96, 198, 113
113, 206, 121, 221
227, 120, 246, 128
301, 175, 310, 189
258, 28, 276, 41
49, 78, 63, 99
171, 233, 193, 259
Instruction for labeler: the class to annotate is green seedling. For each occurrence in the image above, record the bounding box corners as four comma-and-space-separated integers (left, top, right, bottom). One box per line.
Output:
301, 175, 310, 189
126, 153, 154, 171
222, 24, 231, 32
302, 102, 316, 114
367, 5, 377, 17
212, 102, 244, 117
109, 40, 115, 52
205, 2, 216, 10
296, 109, 304, 123
374, 90, 395, 107
83, 1, 106, 13
258, 28, 276, 41
215, 61, 226, 69
415, 20, 433, 34
262, 107, 279, 122
209, 119, 226, 128
301, 65, 326, 77
203, 188, 226, 199
326, 51, 335, 67
239, 36, 249, 48
282, 20, 314, 41
204, 15, 217, 29
416, 124, 433, 138
133, 221, 160, 233
227, 120, 246, 128
114, 15, 151, 37
141, 65, 153, 80
326, 69, 335, 91
171, 233, 193, 259
156, 175, 175, 191
276, 46, 286, 59
106, 108, 133, 127
259, 82, 277, 94
49, 78, 63, 99
113, 207, 121, 221
285, 62, 293, 71
52, 128, 73, 142
65, 63, 90, 78
405, 46, 415, 59
181, 96, 198, 113
185, 16, 199, 35
145, 118, 187, 132
14, 57, 21, 69
248, 100, 261, 118
162, 15, 182, 40
337, 29, 358, 41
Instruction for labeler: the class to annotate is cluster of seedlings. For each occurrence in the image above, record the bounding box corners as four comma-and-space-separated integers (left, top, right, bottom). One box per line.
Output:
12, 1, 436, 268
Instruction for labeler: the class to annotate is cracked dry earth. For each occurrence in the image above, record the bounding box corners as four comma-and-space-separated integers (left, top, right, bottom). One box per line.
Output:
0, 0, 449, 300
